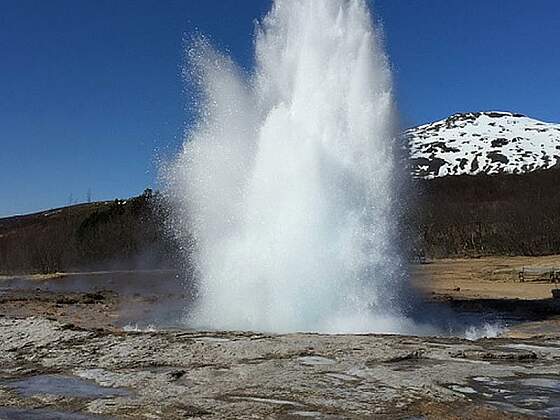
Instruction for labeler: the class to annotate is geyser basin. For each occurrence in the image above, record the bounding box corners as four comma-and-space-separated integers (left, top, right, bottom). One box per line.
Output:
164, 0, 410, 334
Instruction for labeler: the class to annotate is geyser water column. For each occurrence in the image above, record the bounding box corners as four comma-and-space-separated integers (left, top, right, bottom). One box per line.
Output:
166, 0, 413, 333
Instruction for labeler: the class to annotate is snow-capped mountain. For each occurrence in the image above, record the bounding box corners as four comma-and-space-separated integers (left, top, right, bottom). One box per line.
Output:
406, 111, 560, 178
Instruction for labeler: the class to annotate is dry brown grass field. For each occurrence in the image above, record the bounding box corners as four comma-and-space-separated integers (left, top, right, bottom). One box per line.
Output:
412, 255, 560, 300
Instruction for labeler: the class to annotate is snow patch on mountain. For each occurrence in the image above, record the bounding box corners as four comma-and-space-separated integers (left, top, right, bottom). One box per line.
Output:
406, 111, 560, 178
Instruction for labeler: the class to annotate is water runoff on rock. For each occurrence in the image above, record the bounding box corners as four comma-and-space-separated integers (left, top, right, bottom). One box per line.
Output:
163, 0, 499, 337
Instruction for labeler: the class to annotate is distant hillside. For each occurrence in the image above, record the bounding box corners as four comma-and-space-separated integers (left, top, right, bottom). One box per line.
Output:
407, 111, 560, 178
3, 169, 560, 273
405, 168, 560, 259
402, 112, 560, 257
0, 190, 179, 274
4, 111, 560, 273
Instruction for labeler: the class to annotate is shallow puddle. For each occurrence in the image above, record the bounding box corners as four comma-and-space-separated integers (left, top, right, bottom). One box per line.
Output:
229, 395, 303, 407
298, 356, 336, 366
192, 336, 232, 343
449, 384, 477, 394
325, 372, 360, 382
466, 374, 560, 417
519, 377, 560, 391
0, 407, 106, 419
3, 374, 130, 399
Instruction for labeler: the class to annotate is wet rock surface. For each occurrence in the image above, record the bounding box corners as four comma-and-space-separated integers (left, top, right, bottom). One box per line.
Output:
1, 316, 559, 419
2, 271, 560, 418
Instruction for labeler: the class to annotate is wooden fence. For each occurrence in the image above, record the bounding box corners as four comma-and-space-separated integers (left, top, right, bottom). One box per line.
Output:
518, 267, 560, 283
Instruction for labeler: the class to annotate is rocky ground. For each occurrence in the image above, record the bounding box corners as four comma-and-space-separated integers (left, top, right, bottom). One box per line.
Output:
0, 259, 560, 419
1, 316, 560, 419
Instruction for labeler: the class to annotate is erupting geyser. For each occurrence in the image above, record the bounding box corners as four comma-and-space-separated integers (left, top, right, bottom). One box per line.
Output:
166, 0, 416, 333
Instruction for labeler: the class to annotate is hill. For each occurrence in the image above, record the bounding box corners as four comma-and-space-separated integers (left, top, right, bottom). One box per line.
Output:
3, 169, 560, 273
0, 190, 178, 274
406, 168, 560, 259
407, 111, 560, 178
3, 111, 560, 273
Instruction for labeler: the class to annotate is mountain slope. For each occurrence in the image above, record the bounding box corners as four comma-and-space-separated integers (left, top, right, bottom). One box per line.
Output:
0, 191, 177, 274
406, 111, 560, 178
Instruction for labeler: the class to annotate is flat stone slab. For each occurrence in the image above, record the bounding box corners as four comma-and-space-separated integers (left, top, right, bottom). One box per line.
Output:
1, 316, 560, 418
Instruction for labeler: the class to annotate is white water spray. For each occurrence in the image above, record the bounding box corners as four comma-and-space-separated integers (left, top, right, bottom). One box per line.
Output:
166, 0, 417, 334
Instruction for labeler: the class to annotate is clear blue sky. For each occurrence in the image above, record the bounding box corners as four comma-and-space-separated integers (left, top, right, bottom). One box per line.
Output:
1, 0, 559, 217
